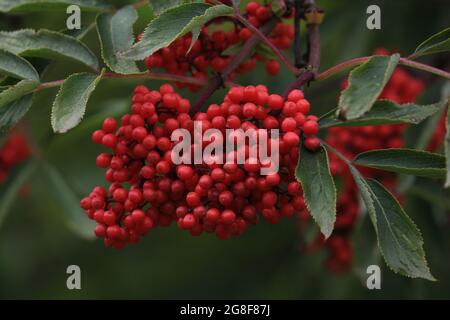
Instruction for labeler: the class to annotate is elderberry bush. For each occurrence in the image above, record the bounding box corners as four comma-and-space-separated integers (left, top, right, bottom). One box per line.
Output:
0, 0, 450, 298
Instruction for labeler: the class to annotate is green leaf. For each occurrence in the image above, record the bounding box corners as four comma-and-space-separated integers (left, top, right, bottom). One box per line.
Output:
0, 29, 99, 71
0, 0, 110, 12
349, 167, 434, 280
337, 54, 400, 120
96, 6, 140, 74
0, 50, 39, 81
42, 162, 95, 239
320, 100, 443, 129
296, 144, 336, 238
0, 80, 39, 109
414, 27, 450, 58
120, 3, 234, 60
0, 161, 37, 228
0, 94, 33, 132
445, 105, 450, 188
62, 24, 96, 40
151, 0, 182, 15
354, 149, 447, 179
51, 72, 102, 133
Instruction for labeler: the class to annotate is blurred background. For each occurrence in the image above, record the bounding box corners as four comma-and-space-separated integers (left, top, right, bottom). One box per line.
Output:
0, 0, 449, 299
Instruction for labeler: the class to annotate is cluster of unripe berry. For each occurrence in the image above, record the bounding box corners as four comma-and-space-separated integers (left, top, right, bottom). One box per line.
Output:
81, 83, 319, 248
143, 1, 294, 91
0, 131, 31, 184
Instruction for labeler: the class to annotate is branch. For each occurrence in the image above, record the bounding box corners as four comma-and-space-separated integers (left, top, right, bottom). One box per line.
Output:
315, 56, 450, 82
34, 71, 216, 93
303, 0, 323, 72
294, 0, 302, 68
190, 16, 280, 115
283, 70, 314, 98
285, 0, 323, 96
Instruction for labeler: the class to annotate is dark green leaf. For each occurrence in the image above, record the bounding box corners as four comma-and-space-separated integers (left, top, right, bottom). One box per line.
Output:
0, 29, 99, 71
414, 27, 450, 58
320, 100, 443, 128
51, 72, 102, 133
0, 94, 33, 132
62, 24, 96, 40
120, 3, 234, 60
296, 144, 336, 238
349, 167, 434, 280
0, 160, 37, 228
337, 54, 400, 120
0, 80, 39, 109
42, 162, 95, 239
354, 149, 446, 179
0, 50, 39, 81
0, 0, 110, 12
97, 6, 140, 74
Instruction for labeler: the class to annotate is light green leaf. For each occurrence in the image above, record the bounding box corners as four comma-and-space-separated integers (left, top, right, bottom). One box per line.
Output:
349, 167, 434, 280
414, 27, 450, 58
51, 72, 102, 133
42, 162, 95, 239
0, 80, 39, 109
337, 54, 400, 120
296, 144, 336, 238
0, 50, 39, 81
0, 29, 99, 71
445, 104, 450, 187
120, 3, 234, 60
96, 6, 140, 74
354, 149, 446, 179
320, 100, 443, 129
0, 94, 33, 132
0, 161, 37, 228
0, 0, 110, 12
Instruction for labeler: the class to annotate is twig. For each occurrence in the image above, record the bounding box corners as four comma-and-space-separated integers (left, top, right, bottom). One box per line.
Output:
315, 56, 450, 82
294, 0, 303, 68
285, 0, 323, 96
303, 0, 323, 72
283, 70, 314, 98
34, 71, 213, 93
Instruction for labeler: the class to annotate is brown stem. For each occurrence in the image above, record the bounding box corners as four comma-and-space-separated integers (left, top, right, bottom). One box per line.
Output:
34, 71, 213, 93
315, 56, 450, 82
283, 70, 314, 98
190, 16, 280, 115
285, 0, 323, 96
294, 0, 303, 68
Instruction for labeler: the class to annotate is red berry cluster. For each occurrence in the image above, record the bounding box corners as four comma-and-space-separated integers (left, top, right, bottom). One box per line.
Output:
143, 1, 294, 91
0, 131, 31, 184
304, 55, 426, 273
81, 83, 319, 248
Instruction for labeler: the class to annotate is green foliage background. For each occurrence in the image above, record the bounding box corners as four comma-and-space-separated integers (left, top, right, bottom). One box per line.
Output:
0, 0, 449, 299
